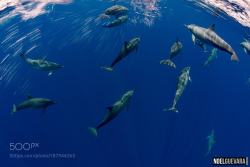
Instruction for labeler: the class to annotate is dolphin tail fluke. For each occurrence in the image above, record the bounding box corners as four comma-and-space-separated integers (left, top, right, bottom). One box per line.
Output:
12, 104, 17, 114
101, 66, 113, 72
231, 53, 239, 62
165, 106, 178, 113
160, 59, 167, 64
88, 127, 98, 136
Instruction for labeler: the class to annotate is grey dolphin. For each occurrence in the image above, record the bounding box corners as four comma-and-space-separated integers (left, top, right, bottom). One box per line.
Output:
101, 37, 140, 71
20, 52, 63, 76
203, 48, 218, 67
240, 39, 250, 55
165, 67, 191, 113
88, 90, 134, 136
102, 15, 128, 28
100, 5, 128, 19
206, 129, 216, 155
12, 95, 55, 114
185, 24, 239, 61
169, 39, 183, 59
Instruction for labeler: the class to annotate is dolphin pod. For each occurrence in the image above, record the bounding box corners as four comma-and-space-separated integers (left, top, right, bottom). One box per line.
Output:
100, 5, 129, 28
8, 2, 250, 158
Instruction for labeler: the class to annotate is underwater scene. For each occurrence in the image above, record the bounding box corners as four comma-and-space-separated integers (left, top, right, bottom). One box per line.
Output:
0, 0, 250, 166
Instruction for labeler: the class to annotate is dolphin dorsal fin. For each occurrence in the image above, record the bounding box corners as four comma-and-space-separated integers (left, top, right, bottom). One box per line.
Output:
208, 24, 215, 31
27, 95, 33, 99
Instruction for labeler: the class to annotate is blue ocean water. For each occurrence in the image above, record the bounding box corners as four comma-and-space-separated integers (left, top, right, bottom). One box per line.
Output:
0, 0, 250, 167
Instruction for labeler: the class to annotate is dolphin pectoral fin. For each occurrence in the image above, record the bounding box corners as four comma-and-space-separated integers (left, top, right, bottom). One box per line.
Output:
192, 34, 196, 44
12, 104, 17, 114
101, 66, 113, 72
208, 24, 215, 31
189, 76, 192, 82
48, 72, 53, 76
244, 48, 247, 54
160, 59, 166, 64
88, 127, 98, 136
169, 108, 178, 113
164, 107, 178, 113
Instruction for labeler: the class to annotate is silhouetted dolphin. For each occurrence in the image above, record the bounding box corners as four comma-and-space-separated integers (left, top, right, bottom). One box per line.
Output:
206, 129, 215, 155
88, 90, 134, 136
101, 37, 140, 71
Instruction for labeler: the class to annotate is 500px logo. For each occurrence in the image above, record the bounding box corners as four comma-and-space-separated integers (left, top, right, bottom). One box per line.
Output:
9, 143, 39, 151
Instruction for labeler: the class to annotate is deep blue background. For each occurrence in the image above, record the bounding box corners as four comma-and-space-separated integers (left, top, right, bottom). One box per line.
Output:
0, 0, 249, 166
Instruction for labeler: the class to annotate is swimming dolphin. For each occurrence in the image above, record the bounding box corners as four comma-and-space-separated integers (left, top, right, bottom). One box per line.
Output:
20, 52, 63, 76
102, 15, 128, 28
240, 39, 250, 55
88, 90, 134, 136
203, 48, 218, 67
160, 59, 176, 68
185, 24, 239, 61
101, 37, 140, 71
165, 67, 191, 113
12, 95, 55, 114
206, 129, 215, 155
100, 5, 128, 19
169, 39, 183, 59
